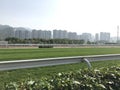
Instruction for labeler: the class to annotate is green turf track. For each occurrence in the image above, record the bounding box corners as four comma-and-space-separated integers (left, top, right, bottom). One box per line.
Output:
0, 48, 120, 89
0, 60, 120, 89
0, 48, 120, 61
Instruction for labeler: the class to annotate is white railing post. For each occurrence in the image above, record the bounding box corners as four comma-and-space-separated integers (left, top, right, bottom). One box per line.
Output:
81, 58, 92, 69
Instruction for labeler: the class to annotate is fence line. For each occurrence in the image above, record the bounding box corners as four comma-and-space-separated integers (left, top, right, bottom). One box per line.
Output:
0, 44, 120, 48
0, 54, 120, 71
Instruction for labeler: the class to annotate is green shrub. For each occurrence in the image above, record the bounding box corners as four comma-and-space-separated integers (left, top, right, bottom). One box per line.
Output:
38, 45, 53, 48
5, 66, 120, 90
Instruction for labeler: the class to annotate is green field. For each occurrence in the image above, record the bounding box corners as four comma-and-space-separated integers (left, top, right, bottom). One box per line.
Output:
1, 48, 120, 61
0, 60, 120, 89
0, 48, 120, 89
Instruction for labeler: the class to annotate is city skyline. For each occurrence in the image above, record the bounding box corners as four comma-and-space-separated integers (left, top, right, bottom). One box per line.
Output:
0, 24, 112, 43
0, 24, 115, 36
0, 0, 120, 37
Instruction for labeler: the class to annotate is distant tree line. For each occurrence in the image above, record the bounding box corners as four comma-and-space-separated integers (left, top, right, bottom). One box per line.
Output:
5, 37, 93, 44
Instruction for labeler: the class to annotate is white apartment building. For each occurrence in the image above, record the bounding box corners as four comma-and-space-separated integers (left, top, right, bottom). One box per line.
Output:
0, 26, 14, 40
37, 30, 43, 39
68, 32, 78, 40
95, 33, 99, 42
24, 30, 31, 39
15, 28, 31, 39
32, 30, 51, 39
53, 30, 68, 39
100, 32, 110, 42
80, 33, 92, 42
43, 30, 51, 39
32, 29, 38, 39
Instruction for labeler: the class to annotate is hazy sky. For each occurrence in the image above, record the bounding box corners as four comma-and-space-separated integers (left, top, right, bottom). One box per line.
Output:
0, 0, 120, 36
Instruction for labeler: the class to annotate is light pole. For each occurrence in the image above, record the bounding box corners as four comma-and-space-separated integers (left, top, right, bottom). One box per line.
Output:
117, 25, 119, 43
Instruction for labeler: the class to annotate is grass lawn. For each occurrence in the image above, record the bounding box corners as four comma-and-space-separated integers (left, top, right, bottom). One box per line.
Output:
0, 60, 120, 89
0, 48, 120, 61
0, 48, 120, 89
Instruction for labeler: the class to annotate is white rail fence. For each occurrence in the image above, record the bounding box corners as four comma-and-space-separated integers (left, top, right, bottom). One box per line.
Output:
0, 44, 120, 48
0, 54, 120, 71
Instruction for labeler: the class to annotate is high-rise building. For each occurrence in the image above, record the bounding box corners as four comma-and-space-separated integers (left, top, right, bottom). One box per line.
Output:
80, 33, 92, 42
53, 30, 59, 39
0, 26, 15, 40
24, 30, 31, 39
61, 30, 68, 39
100, 32, 110, 42
68, 32, 77, 40
32, 29, 38, 39
95, 33, 99, 42
15, 28, 30, 39
37, 30, 43, 39
44, 30, 51, 39
37, 30, 51, 39
53, 30, 67, 39
15, 30, 24, 39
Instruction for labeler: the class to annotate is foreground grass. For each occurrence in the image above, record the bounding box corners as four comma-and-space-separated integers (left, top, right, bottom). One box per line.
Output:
1, 48, 120, 61
0, 60, 120, 89
5, 66, 120, 90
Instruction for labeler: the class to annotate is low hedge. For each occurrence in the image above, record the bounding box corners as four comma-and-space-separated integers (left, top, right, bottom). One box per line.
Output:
5, 66, 120, 90
38, 45, 53, 48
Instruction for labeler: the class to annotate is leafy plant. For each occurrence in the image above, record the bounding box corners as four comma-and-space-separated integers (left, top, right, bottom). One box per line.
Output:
5, 66, 120, 90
